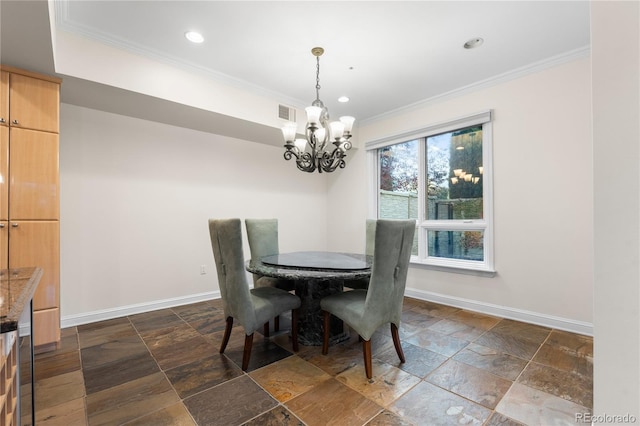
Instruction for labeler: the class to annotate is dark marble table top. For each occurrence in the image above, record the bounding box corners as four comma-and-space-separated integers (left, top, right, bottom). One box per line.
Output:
247, 251, 371, 281
0, 267, 43, 333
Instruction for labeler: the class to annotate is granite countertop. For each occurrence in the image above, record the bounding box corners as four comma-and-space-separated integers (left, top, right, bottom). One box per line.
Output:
246, 252, 372, 281
0, 267, 43, 333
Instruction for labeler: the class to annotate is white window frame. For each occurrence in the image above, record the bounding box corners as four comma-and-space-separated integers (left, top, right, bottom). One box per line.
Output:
366, 110, 495, 275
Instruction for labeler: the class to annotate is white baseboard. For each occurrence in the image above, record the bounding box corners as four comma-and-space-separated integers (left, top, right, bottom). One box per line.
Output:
19, 291, 221, 336
20, 288, 592, 337
404, 287, 593, 336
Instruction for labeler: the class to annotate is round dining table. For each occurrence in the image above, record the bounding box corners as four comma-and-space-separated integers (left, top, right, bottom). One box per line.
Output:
246, 251, 371, 346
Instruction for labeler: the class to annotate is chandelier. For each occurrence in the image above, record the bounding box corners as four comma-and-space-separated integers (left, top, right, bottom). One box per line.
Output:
281, 47, 355, 173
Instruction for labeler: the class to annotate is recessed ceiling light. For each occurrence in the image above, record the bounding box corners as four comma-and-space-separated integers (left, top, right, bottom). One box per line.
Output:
338, 96, 350, 103
463, 37, 484, 49
185, 31, 204, 43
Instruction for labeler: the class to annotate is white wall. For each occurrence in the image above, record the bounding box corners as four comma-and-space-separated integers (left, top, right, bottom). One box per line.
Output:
59, 104, 328, 323
591, 1, 639, 418
329, 57, 593, 333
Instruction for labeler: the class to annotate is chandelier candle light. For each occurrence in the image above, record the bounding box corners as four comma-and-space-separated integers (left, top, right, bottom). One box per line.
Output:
282, 47, 355, 173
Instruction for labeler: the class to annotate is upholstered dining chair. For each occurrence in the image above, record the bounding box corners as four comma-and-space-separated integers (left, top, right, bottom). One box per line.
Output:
209, 218, 301, 371
245, 218, 296, 334
321, 219, 415, 379
344, 218, 377, 290
245, 218, 295, 291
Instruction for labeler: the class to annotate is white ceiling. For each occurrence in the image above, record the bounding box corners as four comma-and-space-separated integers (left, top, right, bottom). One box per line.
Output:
1, 1, 590, 139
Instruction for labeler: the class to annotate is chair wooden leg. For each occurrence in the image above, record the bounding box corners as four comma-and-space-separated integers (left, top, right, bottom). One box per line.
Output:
391, 323, 405, 363
274, 315, 280, 332
263, 322, 270, 337
291, 309, 299, 352
322, 311, 331, 355
242, 333, 254, 371
220, 316, 233, 354
363, 339, 373, 379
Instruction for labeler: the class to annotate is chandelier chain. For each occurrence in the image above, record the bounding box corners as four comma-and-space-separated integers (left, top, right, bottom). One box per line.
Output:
315, 56, 321, 100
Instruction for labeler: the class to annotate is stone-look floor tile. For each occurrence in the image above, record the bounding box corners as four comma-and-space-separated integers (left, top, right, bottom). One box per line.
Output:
80, 334, 149, 369
165, 354, 243, 399
171, 300, 220, 323
189, 314, 229, 335
146, 332, 219, 371
375, 341, 447, 378
366, 409, 415, 426
140, 322, 201, 347
285, 378, 382, 426
532, 343, 593, 376
518, 362, 593, 408
398, 310, 441, 338
484, 412, 526, 426
123, 403, 196, 426
87, 371, 180, 425
78, 321, 138, 349
427, 318, 490, 341
224, 337, 295, 372
403, 328, 469, 357
446, 310, 501, 330
389, 381, 492, 425
474, 331, 542, 360
183, 375, 278, 426
34, 396, 87, 426
31, 327, 79, 361
426, 359, 512, 409
83, 350, 160, 395
336, 359, 421, 407
489, 319, 551, 344
408, 301, 460, 318
299, 344, 362, 376
496, 382, 591, 426
242, 406, 305, 426
250, 356, 331, 402
129, 308, 187, 334
34, 350, 82, 381
453, 343, 528, 381
34, 370, 85, 411
545, 330, 593, 357
77, 316, 130, 333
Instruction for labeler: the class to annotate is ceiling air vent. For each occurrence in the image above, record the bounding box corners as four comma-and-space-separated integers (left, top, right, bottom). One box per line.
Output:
278, 104, 296, 122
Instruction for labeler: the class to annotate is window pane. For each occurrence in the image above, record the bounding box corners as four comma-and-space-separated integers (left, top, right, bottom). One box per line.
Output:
426, 127, 483, 220
428, 230, 484, 261
379, 140, 419, 255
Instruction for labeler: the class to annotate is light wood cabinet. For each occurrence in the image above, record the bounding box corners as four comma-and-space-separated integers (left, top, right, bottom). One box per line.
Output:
1, 65, 60, 351
0, 223, 6, 271
8, 71, 59, 133
9, 221, 59, 311
0, 71, 7, 126
0, 126, 7, 221
8, 128, 59, 220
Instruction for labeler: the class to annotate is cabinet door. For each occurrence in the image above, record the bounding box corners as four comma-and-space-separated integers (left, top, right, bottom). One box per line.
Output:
9, 73, 59, 133
0, 71, 7, 126
8, 221, 59, 310
0, 221, 6, 270
9, 128, 59, 220
0, 126, 7, 220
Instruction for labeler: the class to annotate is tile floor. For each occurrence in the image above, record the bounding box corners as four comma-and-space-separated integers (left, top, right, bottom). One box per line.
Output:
26, 297, 593, 425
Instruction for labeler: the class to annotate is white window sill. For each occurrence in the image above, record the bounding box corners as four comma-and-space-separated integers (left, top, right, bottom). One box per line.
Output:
409, 259, 497, 277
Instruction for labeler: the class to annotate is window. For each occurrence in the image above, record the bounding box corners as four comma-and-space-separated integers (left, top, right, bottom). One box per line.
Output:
367, 111, 494, 273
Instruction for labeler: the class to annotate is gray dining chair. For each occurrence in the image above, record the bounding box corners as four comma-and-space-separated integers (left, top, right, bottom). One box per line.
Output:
245, 218, 295, 334
344, 219, 377, 290
245, 219, 295, 290
321, 219, 415, 379
209, 218, 301, 371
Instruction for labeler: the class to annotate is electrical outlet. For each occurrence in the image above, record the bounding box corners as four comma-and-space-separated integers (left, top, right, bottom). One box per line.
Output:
200, 265, 206, 275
